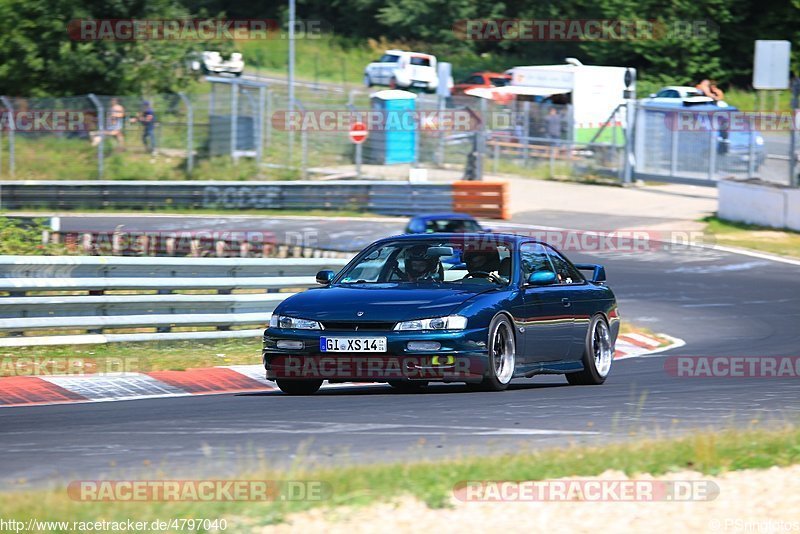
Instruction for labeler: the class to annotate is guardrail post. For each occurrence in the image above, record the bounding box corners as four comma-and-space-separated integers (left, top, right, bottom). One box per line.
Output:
178, 92, 194, 174
0, 96, 16, 177
88, 94, 104, 179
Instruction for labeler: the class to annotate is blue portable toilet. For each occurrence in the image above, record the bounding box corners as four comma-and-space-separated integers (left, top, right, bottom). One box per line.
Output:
364, 90, 417, 164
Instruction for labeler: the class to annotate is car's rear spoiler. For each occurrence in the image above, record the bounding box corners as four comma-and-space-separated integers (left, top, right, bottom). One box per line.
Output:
574, 263, 606, 284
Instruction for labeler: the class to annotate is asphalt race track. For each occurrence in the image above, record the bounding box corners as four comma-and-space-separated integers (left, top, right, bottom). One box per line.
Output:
2, 214, 799, 486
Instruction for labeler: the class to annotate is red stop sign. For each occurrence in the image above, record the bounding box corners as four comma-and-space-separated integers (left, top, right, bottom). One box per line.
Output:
349, 121, 368, 144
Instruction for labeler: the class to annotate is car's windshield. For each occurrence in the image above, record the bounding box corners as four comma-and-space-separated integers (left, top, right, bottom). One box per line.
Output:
379, 54, 400, 63
338, 238, 513, 287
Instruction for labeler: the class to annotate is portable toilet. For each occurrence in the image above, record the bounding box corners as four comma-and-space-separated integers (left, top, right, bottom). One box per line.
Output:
364, 90, 417, 164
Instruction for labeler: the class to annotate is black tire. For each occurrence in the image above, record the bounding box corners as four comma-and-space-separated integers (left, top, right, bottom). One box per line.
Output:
388, 380, 428, 392
275, 379, 323, 395
476, 314, 516, 391
389, 77, 398, 89
566, 314, 613, 385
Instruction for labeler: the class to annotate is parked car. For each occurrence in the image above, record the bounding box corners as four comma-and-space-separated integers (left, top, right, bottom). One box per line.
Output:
643, 86, 729, 107
263, 233, 619, 394
453, 71, 512, 103
364, 50, 439, 92
187, 51, 244, 77
405, 213, 486, 234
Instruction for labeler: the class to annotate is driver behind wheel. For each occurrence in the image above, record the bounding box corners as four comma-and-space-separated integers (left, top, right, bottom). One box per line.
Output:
463, 248, 500, 279
403, 245, 440, 282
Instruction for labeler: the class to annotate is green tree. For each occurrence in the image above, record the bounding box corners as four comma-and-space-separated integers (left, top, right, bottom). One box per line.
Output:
0, 0, 208, 96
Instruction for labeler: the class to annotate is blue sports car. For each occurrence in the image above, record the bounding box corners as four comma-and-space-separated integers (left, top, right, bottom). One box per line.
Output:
263, 233, 620, 395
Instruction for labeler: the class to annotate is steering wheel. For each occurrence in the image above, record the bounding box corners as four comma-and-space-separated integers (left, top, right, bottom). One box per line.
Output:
462, 271, 503, 284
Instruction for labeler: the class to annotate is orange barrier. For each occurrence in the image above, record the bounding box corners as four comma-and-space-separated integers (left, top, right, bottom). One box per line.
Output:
452, 181, 510, 220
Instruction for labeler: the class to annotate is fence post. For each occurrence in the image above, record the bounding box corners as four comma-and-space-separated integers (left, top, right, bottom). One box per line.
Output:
0, 97, 15, 178
747, 113, 757, 179
265, 89, 272, 153
258, 86, 266, 167
670, 114, 679, 177
87, 94, 104, 179
178, 92, 193, 174
475, 98, 487, 181
708, 126, 718, 182
622, 99, 634, 184
522, 101, 530, 167
230, 83, 238, 163
791, 77, 800, 188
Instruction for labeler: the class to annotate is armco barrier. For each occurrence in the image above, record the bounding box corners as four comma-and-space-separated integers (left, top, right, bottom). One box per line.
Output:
0, 256, 350, 346
0, 180, 510, 219
452, 181, 510, 220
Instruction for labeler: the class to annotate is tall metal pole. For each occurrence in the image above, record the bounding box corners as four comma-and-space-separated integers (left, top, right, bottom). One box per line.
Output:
288, 0, 296, 166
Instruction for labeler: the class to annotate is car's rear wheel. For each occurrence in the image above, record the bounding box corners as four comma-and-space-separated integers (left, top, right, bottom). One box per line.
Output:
566, 314, 613, 385
275, 379, 323, 395
388, 380, 428, 392
389, 77, 397, 89
475, 314, 516, 391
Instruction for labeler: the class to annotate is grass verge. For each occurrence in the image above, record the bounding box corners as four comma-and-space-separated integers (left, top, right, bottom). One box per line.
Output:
704, 216, 800, 259
0, 337, 261, 375
1, 425, 798, 529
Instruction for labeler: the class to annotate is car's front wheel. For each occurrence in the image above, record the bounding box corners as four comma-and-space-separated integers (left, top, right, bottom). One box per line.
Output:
475, 314, 516, 391
275, 379, 323, 395
364, 74, 373, 87
566, 314, 613, 385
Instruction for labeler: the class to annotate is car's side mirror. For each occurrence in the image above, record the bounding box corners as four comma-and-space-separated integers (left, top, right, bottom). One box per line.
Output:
527, 271, 557, 286
316, 270, 335, 285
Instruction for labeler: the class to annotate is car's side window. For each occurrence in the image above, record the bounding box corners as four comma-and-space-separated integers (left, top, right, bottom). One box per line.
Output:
519, 243, 555, 281
545, 247, 584, 284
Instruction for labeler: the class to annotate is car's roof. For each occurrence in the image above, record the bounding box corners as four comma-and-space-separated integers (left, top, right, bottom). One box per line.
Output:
380, 232, 526, 243
661, 86, 701, 92
409, 212, 477, 221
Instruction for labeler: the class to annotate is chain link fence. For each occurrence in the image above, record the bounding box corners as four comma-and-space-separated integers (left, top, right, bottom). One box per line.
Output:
0, 82, 795, 186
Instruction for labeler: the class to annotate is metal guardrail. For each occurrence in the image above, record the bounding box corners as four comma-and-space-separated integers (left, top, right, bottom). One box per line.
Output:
0, 255, 350, 346
0, 180, 454, 215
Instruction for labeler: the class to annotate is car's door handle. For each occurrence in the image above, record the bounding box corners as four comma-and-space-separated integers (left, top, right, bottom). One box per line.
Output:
561, 298, 571, 307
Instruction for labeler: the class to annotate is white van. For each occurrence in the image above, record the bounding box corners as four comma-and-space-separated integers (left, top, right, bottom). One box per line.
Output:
364, 50, 439, 92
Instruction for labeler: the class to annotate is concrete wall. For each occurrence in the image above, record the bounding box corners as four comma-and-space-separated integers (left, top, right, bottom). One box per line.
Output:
718, 180, 800, 231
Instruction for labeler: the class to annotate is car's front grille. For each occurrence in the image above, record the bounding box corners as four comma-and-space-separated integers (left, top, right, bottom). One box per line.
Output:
322, 321, 396, 332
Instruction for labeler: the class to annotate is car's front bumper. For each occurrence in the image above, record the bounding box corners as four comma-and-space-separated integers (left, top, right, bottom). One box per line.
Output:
263, 327, 490, 383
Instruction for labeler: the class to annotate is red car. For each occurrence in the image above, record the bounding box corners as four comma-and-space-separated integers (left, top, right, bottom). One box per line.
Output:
452, 71, 513, 103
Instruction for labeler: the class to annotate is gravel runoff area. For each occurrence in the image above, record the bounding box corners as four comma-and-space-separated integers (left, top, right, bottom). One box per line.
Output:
261, 465, 800, 533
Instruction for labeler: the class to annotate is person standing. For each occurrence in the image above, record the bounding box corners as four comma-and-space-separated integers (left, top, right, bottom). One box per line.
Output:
138, 101, 156, 154
107, 98, 126, 149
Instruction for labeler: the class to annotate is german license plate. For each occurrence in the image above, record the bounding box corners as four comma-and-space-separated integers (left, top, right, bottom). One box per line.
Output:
320, 337, 387, 353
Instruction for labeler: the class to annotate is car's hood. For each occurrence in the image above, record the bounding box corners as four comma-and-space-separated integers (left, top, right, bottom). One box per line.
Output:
277, 285, 492, 322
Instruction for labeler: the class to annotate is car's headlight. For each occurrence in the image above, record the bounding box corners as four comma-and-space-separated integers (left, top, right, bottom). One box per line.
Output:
393, 315, 467, 331
269, 315, 323, 330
